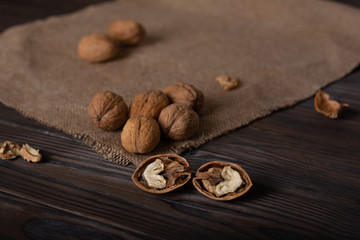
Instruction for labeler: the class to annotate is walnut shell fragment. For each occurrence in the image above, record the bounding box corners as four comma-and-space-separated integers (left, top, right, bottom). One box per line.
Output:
129, 90, 169, 119
88, 91, 128, 131
132, 154, 191, 194
0, 141, 21, 160
162, 82, 204, 112
121, 116, 161, 154
314, 90, 349, 119
158, 103, 200, 140
193, 161, 252, 201
215, 75, 240, 91
20, 144, 42, 163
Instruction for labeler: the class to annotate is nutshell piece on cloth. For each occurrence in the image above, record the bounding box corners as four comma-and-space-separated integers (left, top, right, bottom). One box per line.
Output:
0, 0, 360, 165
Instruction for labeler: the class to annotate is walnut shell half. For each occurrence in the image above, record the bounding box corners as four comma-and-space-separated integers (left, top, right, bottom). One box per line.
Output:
162, 82, 204, 112
314, 90, 349, 118
132, 154, 191, 194
88, 91, 128, 131
129, 90, 169, 119
193, 161, 252, 201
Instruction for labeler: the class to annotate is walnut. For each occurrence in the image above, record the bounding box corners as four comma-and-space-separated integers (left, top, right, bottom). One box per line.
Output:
88, 91, 128, 131
108, 20, 146, 46
129, 90, 169, 119
162, 82, 204, 112
19, 144, 42, 163
314, 90, 349, 118
78, 33, 119, 63
193, 161, 252, 201
132, 154, 191, 194
158, 103, 199, 140
215, 75, 240, 91
121, 116, 161, 154
0, 141, 21, 160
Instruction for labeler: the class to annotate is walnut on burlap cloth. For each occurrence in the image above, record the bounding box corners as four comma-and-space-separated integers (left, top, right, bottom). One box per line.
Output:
1, 0, 360, 165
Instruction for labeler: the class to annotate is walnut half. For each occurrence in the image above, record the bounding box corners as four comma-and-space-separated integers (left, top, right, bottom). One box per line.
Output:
193, 161, 252, 201
0, 141, 21, 160
20, 144, 42, 163
132, 154, 191, 194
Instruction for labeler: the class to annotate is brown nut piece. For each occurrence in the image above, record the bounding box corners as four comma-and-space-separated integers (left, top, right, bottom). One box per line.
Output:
78, 33, 118, 63
162, 82, 204, 112
121, 116, 160, 154
193, 161, 252, 201
158, 103, 199, 140
215, 75, 240, 91
20, 144, 42, 163
314, 90, 349, 119
129, 90, 169, 119
108, 20, 146, 46
88, 91, 128, 131
132, 154, 191, 194
0, 141, 21, 160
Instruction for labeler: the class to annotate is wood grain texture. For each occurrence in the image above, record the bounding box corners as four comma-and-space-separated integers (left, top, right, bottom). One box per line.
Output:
1, 1, 360, 239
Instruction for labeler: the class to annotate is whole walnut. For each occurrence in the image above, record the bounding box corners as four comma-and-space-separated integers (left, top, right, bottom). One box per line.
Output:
108, 20, 146, 46
162, 82, 204, 112
88, 91, 127, 131
158, 103, 199, 140
78, 33, 119, 63
121, 116, 161, 154
130, 90, 169, 119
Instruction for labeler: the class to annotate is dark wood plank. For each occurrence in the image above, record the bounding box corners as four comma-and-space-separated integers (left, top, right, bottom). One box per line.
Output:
1, 1, 360, 239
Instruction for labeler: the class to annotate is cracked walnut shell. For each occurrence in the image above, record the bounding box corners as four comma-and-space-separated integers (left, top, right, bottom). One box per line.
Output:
314, 90, 349, 119
108, 19, 146, 46
158, 103, 199, 140
88, 91, 128, 131
78, 33, 119, 63
162, 82, 204, 112
132, 154, 191, 194
193, 161, 252, 201
129, 90, 169, 119
121, 116, 161, 154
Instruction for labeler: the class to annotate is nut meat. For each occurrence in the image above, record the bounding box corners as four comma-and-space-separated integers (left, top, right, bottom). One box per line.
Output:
132, 154, 191, 194
158, 103, 199, 140
193, 161, 252, 201
130, 90, 169, 119
162, 82, 204, 112
88, 91, 128, 131
78, 33, 119, 63
314, 90, 349, 118
121, 116, 161, 154
20, 144, 42, 163
108, 19, 146, 46
0, 141, 21, 160
215, 75, 240, 91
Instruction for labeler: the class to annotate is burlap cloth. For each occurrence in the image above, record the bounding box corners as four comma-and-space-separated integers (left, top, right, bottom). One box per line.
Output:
1, 0, 360, 165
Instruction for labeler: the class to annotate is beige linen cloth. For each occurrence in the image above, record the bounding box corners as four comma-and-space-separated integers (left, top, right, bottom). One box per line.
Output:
0, 0, 360, 165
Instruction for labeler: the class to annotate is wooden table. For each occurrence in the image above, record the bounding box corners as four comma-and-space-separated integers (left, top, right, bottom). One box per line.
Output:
1, 1, 359, 239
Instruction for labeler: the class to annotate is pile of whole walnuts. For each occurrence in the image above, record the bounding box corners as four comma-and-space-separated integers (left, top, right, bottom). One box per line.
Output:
88, 82, 204, 154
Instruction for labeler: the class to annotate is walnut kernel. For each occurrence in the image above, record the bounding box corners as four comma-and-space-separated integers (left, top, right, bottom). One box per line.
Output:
20, 144, 42, 163
0, 141, 21, 160
314, 90, 349, 118
215, 75, 240, 91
